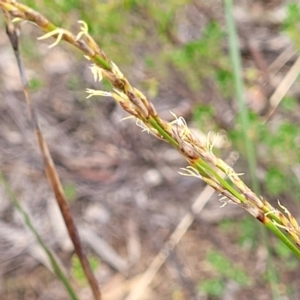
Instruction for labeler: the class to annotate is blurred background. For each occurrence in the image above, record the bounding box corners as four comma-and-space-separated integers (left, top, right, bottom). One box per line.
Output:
0, 0, 300, 299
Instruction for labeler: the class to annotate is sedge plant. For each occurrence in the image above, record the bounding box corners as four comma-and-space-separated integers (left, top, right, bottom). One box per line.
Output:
1, 0, 300, 267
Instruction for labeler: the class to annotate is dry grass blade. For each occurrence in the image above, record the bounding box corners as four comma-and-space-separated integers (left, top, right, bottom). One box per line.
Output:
266, 55, 300, 121
268, 45, 297, 74
34, 129, 101, 300
4, 12, 101, 300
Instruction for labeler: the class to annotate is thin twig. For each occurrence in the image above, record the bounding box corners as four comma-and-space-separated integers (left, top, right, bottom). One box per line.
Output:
4, 12, 101, 300
268, 45, 297, 75
266, 55, 300, 121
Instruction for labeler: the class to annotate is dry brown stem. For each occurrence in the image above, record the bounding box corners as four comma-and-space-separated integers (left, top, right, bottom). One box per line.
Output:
4, 9, 101, 300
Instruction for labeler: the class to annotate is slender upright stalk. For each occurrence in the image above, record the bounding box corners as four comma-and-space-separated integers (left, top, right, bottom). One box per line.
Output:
4, 11, 101, 300
0, 171, 79, 300
224, 0, 259, 193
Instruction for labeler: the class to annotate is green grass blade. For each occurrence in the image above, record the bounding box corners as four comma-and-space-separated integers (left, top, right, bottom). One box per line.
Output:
224, 2, 284, 297
224, 0, 259, 194
0, 171, 79, 300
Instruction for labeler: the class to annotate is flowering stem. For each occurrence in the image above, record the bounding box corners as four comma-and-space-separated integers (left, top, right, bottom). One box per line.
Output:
149, 117, 178, 147
265, 219, 300, 259
2, 0, 300, 259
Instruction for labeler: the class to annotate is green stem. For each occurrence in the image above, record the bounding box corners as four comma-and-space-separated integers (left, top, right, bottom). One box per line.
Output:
194, 160, 247, 203
0, 171, 79, 300
261, 206, 284, 226
149, 117, 178, 147
264, 218, 300, 259
150, 116, 248, 204
224, 0, 259, 194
